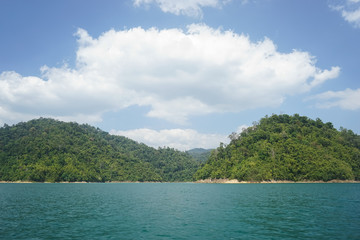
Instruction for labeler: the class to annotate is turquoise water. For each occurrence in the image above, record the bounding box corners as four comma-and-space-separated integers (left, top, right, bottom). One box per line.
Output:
0, 183, 359, 239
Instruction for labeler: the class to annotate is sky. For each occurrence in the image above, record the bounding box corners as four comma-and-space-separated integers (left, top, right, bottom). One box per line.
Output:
1, 0, 359, 151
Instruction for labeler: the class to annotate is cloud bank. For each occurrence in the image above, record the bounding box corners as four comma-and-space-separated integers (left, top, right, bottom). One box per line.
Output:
111, 128, 228, 151
0, 24, 340, 127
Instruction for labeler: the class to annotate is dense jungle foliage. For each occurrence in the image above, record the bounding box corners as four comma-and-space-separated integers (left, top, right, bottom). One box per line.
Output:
195, 114, 360, 182
0, 118, 200, 182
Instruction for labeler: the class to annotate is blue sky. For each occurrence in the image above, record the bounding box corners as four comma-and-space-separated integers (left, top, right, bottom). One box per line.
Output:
1, 0, 359, 150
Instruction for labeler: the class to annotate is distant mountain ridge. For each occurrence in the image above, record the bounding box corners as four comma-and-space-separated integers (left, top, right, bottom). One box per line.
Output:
186, 148, 212, 163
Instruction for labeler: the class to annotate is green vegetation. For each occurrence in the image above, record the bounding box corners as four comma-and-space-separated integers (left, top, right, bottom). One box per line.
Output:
1, 115, 359, 183
195, 114, 360, 182
0, 118, 199, 182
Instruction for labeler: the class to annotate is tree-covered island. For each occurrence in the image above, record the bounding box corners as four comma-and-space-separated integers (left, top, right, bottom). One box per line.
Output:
0, 114, 359, 183
195, 114, 360, 182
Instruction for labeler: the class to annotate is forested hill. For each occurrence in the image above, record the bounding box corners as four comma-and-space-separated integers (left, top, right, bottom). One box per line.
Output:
2, 115, 360, 183
0, 118, 200, 182
195, 114, 360, 182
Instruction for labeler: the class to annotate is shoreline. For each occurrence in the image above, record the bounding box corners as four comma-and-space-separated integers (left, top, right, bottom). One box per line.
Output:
1, 179, 359, 184
194, 179, 360, 184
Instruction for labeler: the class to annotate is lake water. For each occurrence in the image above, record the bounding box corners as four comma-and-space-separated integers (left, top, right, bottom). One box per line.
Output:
0, 183, 359, 239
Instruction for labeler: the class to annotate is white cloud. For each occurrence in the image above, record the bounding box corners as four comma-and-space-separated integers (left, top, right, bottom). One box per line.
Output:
0, 24, 339, 126
330, 0, 360, 28
111, 124, 254, 150
133, 0, 231, 18
110, 128, 228, 151
311, 88, 360, 110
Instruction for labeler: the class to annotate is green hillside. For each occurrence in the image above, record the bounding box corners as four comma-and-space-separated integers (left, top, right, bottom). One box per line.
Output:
195, 114, 360, 182
2, 115, 359, 183
0, 118, 199, 182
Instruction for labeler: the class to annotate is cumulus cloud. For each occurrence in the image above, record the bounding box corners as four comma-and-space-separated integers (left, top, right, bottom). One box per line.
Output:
0, 66, 129, 126
133, 0, 231, 18
330, 0, 360, 28
310, 88, 360, 110
0, 24, 339, 126
110, 128, 228, 151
